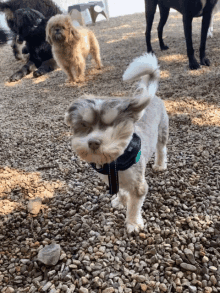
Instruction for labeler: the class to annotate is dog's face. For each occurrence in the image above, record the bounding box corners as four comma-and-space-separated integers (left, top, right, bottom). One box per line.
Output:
46, 15, 80, 45
13, 8, 45, 42
65, 94, 151, 165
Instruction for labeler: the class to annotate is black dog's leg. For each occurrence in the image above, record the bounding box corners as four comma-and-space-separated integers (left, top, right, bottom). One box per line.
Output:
200, 12, 212, 66
33, 58, 58, 78
158, 4, 170, 50
9, 61, 36, 82
182, 14, 200, 70
145, 0, 158, 53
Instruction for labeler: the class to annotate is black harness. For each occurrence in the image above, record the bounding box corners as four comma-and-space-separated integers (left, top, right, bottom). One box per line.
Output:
90, 133, 141, 195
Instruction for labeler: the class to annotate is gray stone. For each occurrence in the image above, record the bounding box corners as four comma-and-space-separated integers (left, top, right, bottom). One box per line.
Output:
5, 287, 15, 293
42, 282, 52, 292
188, 285, 197, 293
102, 288, 115, 293
38, 243, 61, 266
79, 287, 88, 293
184, 248, 196, 264
180, 263, 197, 272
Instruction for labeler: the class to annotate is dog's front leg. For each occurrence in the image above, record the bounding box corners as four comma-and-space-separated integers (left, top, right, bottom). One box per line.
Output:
111, 190, 128, 209
126, 178, 148, 233
182, 14, 200, 70
200, 12, 212, 66
9, 61, 36, 82
33, 58, 58, 78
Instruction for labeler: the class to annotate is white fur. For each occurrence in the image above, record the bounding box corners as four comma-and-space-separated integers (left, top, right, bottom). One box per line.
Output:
123, 53, 160, 102
207, 0, 220, 38
123, 53, 159, 82
102, 108, 119, 124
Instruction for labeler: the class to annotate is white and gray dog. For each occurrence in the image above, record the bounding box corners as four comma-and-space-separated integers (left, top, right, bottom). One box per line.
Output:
65, 54, 169, 233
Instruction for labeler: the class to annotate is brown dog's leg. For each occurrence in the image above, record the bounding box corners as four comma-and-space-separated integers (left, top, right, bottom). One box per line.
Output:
89, 32, 102, 69
63, 66, 75, 83
75, 59, 86, 82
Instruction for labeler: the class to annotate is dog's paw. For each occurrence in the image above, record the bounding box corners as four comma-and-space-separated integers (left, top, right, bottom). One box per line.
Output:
9, 72, 23, 82
33, 69, 45, 78
76, 76, 85, 83
111, 196, 124, 209
161, 45, 169, 51
189, 57, 200, 70
200, 57, 210, 67
126, 218, 144, 234
152, 164, 167, 172
96, 63, 103, 70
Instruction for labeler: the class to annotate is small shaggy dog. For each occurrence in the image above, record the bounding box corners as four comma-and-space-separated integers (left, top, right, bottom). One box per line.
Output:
65, 54, 169, 233
0, 0, 61, 60
46, 14, 102, 83
9, 8, 57, 82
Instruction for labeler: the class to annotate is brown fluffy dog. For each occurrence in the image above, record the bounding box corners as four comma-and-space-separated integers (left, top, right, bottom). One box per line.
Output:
46, 14, 102, 83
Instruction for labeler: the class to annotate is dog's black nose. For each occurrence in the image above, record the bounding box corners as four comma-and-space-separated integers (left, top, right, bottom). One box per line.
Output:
88, 139, 101, 150
55, 29, 60, 33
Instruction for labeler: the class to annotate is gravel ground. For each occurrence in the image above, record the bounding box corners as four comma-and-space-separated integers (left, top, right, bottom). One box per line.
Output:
0, 11, 220, 293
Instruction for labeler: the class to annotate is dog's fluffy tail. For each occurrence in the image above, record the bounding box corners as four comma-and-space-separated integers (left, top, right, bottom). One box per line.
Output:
0, 28, 8, 45
123, 53, 160, 100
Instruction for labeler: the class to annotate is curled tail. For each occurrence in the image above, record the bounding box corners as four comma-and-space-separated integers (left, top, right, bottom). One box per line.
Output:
123, 53, 160, 100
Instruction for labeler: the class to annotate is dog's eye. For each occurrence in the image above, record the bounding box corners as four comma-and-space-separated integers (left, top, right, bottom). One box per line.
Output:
81, 122, 90, 128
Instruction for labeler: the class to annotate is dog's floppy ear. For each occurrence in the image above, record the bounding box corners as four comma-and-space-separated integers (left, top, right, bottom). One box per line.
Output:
46, 22, 52, 44
70, 26, 80, 41
121, 96, 152, 122
65, 104, 79, 127
46, 34, 52, 44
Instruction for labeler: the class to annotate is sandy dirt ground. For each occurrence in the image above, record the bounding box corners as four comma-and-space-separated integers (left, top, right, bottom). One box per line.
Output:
0, 11, 220, 293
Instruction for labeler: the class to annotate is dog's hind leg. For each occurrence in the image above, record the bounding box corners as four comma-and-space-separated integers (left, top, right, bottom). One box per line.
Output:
153, 111, 169, 171
182, 14, 200, 70
158, 4, 170, 51
200, 10, 213, 66
145, 0, 158, 53
74, 59, 86, 82
89, 32, 102, 69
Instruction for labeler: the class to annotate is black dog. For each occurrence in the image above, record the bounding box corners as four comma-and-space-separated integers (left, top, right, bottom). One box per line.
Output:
145, 0, 218, 69
0, 0, 61, 60
9, 8, 57, 82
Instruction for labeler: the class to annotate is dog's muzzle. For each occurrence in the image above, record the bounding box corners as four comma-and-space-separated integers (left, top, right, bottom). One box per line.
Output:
88, 138, 102, 151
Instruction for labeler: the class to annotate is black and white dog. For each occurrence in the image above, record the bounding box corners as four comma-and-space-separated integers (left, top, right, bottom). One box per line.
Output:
0, 0, 62, 60
9, 8, 57, 82
145, 0, 218, 69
